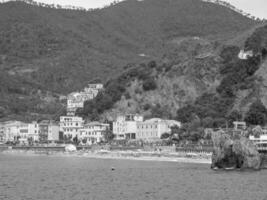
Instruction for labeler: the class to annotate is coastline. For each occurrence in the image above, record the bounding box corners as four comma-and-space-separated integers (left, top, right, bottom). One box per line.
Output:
0, 149, 212, 164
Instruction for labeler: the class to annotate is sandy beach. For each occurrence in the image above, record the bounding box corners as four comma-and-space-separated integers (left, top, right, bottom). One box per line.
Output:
1, 149, 212, 164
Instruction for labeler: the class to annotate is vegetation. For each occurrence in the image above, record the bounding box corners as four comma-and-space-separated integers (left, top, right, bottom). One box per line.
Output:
245, 100, 267, 126
77, 61, 156, 119
0, 0, 260, 120
176, 25, 267, 131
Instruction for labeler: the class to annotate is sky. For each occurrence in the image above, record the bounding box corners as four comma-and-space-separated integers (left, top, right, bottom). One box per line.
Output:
32, 0, 267, 19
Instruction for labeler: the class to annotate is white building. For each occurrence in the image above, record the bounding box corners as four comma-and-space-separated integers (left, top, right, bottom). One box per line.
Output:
3, 121, 25, 142
48, 123, 60, 142
28, 121, 39, 141
113, 114, 144, 140
0, 122, 5, 142
136, 118, 181, 140
60, 116, 84, 139
238, 50, 253, 60
79, 122, 110, 144
67, 83, 103, 115
249, 133, 267, 144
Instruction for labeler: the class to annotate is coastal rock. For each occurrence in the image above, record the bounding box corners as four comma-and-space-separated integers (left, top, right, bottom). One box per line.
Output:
211, 130, 262, 170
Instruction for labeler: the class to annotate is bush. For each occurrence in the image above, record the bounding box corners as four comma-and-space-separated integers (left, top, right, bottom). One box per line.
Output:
160, 133, 170, 139
245, 100, 267, 126
142, 78, 157, 91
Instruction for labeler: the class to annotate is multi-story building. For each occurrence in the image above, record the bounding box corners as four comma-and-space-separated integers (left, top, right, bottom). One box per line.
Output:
136, 118, 181, 140
60, 116, 84, 139
67, 83, 103, 115
79, 122, 110, 144
27, 121, 39, 142
0, 122, 5, 142
39, 120, 60, 143
3, 121, 26, 142
113, 114, 144, 140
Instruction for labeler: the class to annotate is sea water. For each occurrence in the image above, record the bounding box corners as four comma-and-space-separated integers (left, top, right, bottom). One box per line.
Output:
0, 154, 266, 200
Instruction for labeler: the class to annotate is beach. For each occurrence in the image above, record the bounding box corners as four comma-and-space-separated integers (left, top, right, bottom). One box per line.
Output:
1, 149, 212, 164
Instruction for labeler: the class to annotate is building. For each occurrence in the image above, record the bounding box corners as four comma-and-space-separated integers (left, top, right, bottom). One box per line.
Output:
39, 120, 59, 143
233, 121, 246, 130
0, 122, 5, 142
3, 121, 26, 142
28, 121, 39, 142
67, 83, 103, 115
113, 114, 144, 140
60, 116, 84, 139
238, 50, 253, 60
136, 118, 181, 140
79, 122, 110, 144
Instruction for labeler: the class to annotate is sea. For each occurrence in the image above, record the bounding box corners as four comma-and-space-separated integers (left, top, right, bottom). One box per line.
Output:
0, 154, 267, 200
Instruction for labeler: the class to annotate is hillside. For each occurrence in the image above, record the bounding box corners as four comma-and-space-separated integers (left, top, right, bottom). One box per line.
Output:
0, 0, 260, 120
79, 24, 267, 128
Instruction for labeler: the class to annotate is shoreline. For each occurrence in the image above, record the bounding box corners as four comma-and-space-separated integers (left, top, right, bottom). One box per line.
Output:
0, 149, 212, 164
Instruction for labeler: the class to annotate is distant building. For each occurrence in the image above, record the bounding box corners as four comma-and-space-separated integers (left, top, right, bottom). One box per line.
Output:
249, 134, 267, 144
113, 114, 144, 140
136, 118, 181, 140
60, 116, 84, 139
2, 121, 26, 142
79, 122, 110, 144
67, 83, 103, 115
28, 121, 39, 142
0, 122, 5, 142
233, 121, 246, 130
238, 50, 253, 60
39, 120, 59, 143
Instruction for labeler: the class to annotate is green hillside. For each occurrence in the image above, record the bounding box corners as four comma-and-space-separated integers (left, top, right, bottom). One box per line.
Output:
0, 0, 260, 120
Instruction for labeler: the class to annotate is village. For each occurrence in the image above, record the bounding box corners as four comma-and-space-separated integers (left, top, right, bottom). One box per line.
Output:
0, 82, 267, 152
0, 83, 182, 146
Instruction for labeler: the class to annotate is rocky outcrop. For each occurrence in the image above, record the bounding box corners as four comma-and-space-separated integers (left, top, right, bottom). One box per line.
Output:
211, 130, 262, 170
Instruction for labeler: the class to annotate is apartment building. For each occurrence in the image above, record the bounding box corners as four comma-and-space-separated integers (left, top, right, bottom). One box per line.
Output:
60, 116, 84, 139
136, 118, 181, 140
79, 122, 110, 144
113, 114, 144, 140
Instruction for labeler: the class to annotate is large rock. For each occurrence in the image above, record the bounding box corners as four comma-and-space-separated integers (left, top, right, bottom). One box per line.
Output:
211, 130, 262, 170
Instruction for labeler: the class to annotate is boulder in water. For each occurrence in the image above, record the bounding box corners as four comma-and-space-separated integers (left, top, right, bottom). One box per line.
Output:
211, 130, 262, 170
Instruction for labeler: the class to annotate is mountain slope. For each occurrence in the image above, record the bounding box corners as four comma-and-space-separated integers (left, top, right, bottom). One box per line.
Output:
0, 0, 260, 120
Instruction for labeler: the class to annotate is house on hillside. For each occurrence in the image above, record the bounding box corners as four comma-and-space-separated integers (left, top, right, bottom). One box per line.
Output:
238, 50, 253, 60
67, 83, 103, 115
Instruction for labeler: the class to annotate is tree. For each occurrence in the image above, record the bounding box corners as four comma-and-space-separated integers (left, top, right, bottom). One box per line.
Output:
176, 105, 196, 123
245, 100, 267, 126
160, 133, 170, 139
103, 130, 115, 142
227, 110, 242, 127
202, 117, 214, 128
142, 78, 157, 91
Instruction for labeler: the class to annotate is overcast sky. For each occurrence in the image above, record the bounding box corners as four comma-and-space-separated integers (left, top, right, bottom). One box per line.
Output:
33, 0, 267, 19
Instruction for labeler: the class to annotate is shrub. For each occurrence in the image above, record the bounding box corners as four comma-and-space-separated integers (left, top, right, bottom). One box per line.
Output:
142, 78, 157, 91
245, 100, 267, 126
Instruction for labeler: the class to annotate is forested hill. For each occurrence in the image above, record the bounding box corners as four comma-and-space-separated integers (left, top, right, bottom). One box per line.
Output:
0, 0, 260, 120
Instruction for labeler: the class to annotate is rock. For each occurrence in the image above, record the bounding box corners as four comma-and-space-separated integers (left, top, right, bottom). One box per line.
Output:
65, 144, 77, 152
211, 130, 262, 170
